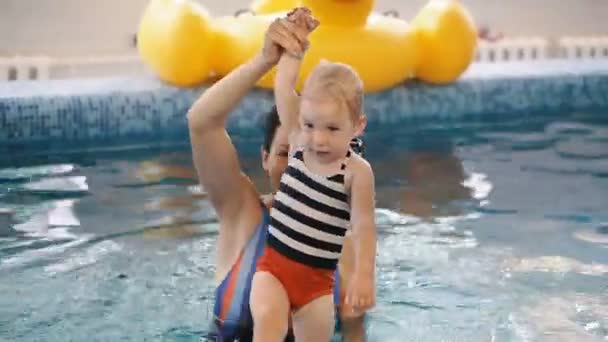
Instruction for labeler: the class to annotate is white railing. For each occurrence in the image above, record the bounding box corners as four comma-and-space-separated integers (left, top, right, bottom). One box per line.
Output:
558, 36, 608, 59
52, 55, 144, 78
475, 37, 550, 63
0, 56, 51, 81
0, 55, 145, 81
2, 36, 608, 81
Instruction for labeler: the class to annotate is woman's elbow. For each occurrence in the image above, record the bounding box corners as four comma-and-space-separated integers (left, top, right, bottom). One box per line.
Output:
187, 108, 204, 134
187, 105, 220, 134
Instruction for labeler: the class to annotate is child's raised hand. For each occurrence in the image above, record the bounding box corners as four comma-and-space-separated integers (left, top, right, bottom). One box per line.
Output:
287, 7, 319, 35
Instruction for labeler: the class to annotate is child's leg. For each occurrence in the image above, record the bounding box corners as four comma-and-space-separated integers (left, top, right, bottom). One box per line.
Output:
292, 294, 335, 342
250, 271, 290, 342
340, 314, 367, 342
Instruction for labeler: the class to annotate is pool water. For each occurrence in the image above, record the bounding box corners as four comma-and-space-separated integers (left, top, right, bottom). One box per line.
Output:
1, 110, 607, 341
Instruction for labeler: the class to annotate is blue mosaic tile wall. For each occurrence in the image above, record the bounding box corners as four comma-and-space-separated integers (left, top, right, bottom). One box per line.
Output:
1, 60, 607, 149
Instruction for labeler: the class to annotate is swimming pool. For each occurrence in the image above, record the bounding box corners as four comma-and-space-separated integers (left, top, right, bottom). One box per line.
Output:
1, 61, 607, 341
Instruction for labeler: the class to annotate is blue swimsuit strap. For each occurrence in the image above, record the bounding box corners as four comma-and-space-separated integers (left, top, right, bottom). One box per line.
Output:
237, 207, 270, 324
334, 266, 341, 307
213, 206, 270, 336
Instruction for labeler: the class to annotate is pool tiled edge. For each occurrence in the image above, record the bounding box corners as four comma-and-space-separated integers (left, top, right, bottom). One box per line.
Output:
1, 60, 607, 148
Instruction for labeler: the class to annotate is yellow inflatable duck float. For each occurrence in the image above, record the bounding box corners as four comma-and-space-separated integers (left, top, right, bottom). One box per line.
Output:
249, 0, 298, 14
137, 0, 477, 92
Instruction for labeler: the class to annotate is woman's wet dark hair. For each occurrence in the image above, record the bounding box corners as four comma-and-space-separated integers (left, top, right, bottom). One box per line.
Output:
262, 105, 281, 153
261, 104, 365, 156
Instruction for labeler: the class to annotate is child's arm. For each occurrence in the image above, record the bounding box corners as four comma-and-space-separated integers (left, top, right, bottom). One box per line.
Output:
274, 8, 318, 150
346, 157, 377, 309
350, 159, 377, 276
274, 54, 304, 148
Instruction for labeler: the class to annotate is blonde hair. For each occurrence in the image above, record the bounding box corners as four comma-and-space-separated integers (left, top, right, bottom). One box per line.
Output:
301, 60, 364, 121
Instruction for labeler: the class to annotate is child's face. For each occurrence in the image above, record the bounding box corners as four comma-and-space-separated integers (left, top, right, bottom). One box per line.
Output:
299, 97, 364, 163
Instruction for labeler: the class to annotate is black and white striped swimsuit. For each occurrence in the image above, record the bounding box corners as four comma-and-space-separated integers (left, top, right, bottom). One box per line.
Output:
267, 149, 352, 270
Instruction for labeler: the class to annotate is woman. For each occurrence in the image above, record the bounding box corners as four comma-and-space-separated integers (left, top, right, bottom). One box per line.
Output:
187, 16, 367, 341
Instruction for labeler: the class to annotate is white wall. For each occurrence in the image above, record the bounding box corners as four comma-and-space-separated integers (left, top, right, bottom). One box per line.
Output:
1, 0, 607, 57
0, 0, 148, 57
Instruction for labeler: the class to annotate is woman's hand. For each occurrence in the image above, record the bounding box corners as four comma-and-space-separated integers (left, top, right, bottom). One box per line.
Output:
261, 16, 312, 66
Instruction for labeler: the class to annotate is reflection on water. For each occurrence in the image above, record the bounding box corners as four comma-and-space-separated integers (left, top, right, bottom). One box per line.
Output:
517, 293, 608, 342
503, 255, 608, 277
1, 112, 608, 341
574, 227, 608, 245
133, 159, 213, 240
0, 208, 16, 236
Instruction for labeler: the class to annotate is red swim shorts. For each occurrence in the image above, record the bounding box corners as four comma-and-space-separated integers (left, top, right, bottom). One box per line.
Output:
256, 245, 335, 311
